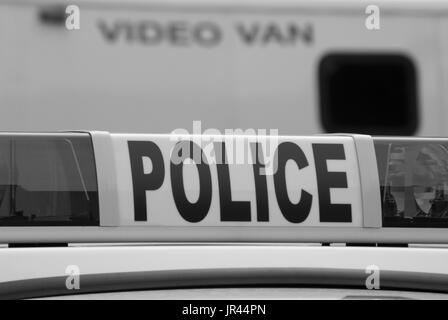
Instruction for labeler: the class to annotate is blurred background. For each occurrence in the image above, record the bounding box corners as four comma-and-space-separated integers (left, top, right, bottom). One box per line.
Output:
0, 0, 446, 136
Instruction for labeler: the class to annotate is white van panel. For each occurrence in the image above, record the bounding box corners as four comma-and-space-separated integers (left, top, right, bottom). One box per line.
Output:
0, 1, 442, 135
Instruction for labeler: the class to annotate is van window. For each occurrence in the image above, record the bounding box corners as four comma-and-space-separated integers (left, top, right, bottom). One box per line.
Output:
319, 54, 418, 135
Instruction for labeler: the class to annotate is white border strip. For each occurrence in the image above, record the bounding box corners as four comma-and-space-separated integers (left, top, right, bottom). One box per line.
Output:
90, 131, 120, 227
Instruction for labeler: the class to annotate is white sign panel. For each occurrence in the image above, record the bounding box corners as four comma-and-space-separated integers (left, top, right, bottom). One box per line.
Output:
112, 134, 363, 227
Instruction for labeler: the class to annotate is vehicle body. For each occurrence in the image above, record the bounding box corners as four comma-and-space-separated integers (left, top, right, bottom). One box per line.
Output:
2, 245, 448, 299
0, 131, 447, 299
1, 0, 448, 135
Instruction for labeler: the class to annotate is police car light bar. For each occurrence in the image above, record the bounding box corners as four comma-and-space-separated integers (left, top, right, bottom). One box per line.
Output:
0, 131, 447, 244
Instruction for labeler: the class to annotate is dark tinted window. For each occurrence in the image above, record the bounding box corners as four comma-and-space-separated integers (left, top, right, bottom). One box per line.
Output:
0, 133, 99, 226
374, 138, 448, 228
319, 54, 418, 135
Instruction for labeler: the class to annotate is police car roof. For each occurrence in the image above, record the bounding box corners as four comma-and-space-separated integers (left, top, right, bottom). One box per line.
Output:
1, 244, 448, 299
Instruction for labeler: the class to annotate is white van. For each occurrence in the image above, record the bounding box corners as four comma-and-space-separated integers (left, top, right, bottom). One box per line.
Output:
0, 0, 446, 135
